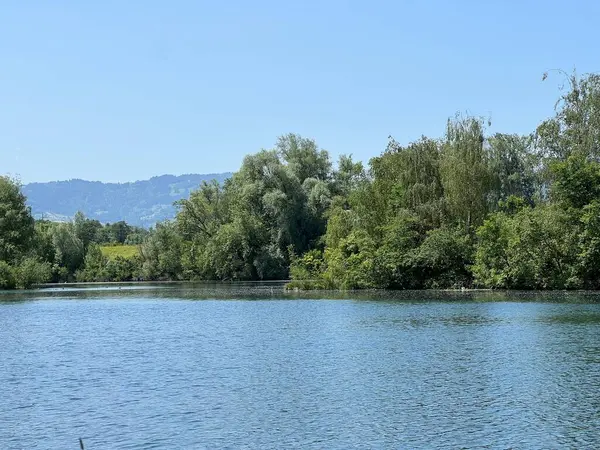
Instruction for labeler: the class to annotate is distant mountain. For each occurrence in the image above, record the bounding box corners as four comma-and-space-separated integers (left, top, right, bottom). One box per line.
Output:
24, 173, 232, 228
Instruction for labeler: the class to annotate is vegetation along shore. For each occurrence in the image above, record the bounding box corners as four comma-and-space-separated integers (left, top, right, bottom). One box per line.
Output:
2, 71, 600, 291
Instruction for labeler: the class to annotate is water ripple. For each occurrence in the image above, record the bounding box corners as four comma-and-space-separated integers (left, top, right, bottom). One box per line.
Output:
1, 292, 600, 448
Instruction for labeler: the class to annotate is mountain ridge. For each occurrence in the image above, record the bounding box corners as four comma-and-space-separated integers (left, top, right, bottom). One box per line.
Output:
25, 172, 224, 186
24, 172, 232, 228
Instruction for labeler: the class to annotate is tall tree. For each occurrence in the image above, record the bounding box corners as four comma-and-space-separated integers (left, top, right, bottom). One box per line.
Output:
73, 211, 103, 251
537, 71, 600, 161
140, 222, 183, 280
440, 116, 491, 230
0, 176, 34, 262
371, 137, 444, 228
487, 133, 538, 206
176, 180, 228, 241
52, 224, 85, 275
276, 133, 331, 183
332, 154, 366, 197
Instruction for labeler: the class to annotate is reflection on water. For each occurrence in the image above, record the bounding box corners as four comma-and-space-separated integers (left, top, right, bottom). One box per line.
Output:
1, 284, 600, 448
4, 281, 600, 303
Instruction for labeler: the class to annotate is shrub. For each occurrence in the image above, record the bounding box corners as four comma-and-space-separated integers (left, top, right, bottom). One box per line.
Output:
13, 258, 52, 289
0, 261, 16, 289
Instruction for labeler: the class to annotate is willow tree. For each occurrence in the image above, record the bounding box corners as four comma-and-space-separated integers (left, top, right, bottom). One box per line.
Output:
383, 137, 444, 226
486, 133, 538, 206
176, 180, 228, 241
440, 115, 492, 230
51, 223, 85, 275
537, 71, 600, 161
276, 133, 331, 183
536, 72, 600, 209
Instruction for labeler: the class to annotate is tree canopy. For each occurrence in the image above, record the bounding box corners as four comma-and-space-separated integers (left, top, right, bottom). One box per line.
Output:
5, 71, 600, 291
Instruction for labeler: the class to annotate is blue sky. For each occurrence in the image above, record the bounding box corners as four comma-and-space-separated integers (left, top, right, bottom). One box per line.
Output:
1, 0, 597, 183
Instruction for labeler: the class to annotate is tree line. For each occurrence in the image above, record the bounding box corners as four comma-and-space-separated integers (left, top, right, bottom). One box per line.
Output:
2, 71, 600, 290
0, 197, 148, 288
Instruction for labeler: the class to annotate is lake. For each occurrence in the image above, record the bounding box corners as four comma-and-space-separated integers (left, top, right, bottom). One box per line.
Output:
2, 283, 600, 449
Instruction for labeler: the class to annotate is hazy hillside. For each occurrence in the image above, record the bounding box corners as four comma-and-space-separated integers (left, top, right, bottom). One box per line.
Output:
24, 173, 232, 228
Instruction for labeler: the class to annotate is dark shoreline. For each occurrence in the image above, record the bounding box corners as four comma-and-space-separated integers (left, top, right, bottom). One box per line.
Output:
21, 279, 600, 294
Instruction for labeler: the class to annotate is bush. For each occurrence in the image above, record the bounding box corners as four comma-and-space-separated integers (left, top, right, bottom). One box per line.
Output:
13, 258, 52, 289
105, 256, 142, 282
0, 261, 16, 289
473, 205, 580, 289
289, 249, 324, 281
409, 227, 474, 289
323, 230, 377, 289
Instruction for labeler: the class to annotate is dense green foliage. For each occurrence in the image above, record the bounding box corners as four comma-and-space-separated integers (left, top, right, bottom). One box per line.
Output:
0, 177, 51, 288
0, 182, 148, 288
0, 177, 35, 262
4, 71, 600, 290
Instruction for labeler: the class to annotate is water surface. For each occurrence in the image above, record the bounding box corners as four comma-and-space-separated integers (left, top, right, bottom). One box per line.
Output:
1, 284, 600, 449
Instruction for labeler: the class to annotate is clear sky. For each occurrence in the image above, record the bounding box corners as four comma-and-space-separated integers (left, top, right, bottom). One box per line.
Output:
1, 0, 597, 183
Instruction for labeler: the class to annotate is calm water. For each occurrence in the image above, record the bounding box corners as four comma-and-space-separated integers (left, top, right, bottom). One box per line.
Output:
2, 284, 600, 449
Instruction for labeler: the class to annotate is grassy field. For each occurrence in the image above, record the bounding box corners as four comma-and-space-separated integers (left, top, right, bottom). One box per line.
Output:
100, 245, 140, 260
